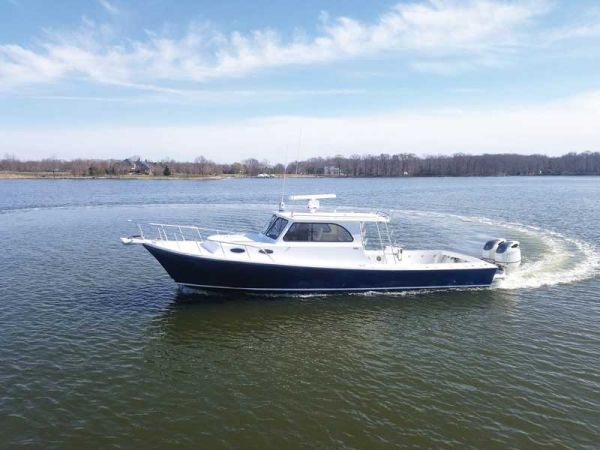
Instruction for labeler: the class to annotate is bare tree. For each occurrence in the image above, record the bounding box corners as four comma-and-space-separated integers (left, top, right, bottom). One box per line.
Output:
2, 152, 600, 177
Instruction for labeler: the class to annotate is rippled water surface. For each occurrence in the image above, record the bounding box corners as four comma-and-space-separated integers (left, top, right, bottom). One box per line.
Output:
1, 177, 599, 448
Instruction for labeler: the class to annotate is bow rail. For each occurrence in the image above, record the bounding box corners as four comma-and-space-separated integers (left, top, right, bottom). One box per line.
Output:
122, 222, 276, 262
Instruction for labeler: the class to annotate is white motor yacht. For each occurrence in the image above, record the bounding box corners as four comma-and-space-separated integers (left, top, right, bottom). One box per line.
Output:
121, 194, 520, 293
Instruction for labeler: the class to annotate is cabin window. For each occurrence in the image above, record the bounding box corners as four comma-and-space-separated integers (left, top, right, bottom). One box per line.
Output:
283, 223, 353, 242
264, 217, 289, 240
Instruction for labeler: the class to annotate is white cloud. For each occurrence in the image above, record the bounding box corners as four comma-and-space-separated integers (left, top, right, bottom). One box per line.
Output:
546, 20, 600, 42
0, 0, 550, 92
2, 90, 599, 161
16, 88, 366, 105
98, 0, 119, 15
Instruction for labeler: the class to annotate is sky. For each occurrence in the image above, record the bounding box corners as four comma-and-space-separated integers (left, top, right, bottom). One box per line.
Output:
1, 0, 600, 163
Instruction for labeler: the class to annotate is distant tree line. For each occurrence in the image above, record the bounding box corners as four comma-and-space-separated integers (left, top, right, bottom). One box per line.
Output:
0, 154, 286, 177
1, 152, 600, 177
292, 152, 600, 176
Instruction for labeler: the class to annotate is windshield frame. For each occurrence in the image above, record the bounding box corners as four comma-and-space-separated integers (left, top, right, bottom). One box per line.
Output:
263, 216, 289, 240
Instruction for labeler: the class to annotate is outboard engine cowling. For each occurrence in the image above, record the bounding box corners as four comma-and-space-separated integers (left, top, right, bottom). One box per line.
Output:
494, 240, 521, 271
482, 239, 505, 262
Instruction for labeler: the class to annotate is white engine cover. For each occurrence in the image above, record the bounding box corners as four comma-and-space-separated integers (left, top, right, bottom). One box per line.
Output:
482, 239, 505, 261
494, 240, 521, 268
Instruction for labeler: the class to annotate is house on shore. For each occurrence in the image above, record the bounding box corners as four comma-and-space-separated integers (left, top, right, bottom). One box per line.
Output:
324, 166, 342, 176
124, 159, 153, 175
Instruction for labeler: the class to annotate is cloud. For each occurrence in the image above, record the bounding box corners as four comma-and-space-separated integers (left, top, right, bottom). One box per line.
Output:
0, 0, 550, 92
546, 17, 600, 42
98, 0, 119, 15
2, 90, 599, 161
14, 88, 366, 105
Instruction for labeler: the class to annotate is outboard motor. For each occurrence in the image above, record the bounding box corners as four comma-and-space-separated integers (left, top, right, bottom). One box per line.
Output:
482, 239, 505, 262
494, 240, 521, 272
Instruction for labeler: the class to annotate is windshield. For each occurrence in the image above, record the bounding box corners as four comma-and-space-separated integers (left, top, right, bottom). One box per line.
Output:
263, 215, 278, 234
264, 216, 289, 240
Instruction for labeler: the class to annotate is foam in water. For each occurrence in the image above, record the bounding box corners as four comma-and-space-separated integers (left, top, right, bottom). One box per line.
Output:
476, 218, 599, 290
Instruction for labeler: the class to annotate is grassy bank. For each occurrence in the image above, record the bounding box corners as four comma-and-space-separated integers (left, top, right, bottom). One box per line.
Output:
0, 172, 322, 180
0, 171, 229, 180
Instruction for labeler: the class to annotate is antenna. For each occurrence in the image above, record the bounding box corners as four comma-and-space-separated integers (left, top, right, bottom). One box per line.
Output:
295, 129, 302, 176
281, 130, 302, 211
279, 146, 288, 211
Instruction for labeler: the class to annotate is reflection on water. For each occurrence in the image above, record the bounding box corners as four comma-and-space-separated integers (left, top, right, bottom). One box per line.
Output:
157, 287, 516, 343
139, 288, 553, 448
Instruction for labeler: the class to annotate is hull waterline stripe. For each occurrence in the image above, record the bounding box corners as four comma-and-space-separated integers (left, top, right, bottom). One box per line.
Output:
178, 283, 491, 292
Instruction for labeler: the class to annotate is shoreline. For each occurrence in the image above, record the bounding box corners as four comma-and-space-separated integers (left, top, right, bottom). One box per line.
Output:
0, 172, 597, 180
0, 172, 317, 180
0, 173, 228, 180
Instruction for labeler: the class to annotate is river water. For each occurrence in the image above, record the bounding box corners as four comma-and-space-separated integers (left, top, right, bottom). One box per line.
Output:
1, 177, 599, 448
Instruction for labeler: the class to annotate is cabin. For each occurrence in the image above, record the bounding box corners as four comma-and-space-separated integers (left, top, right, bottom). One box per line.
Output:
258, 208, 399, 266
194, 195, 400, 267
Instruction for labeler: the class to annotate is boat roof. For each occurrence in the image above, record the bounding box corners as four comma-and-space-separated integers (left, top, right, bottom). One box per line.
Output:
276, 193, 391, 223
276, 209, 390, 223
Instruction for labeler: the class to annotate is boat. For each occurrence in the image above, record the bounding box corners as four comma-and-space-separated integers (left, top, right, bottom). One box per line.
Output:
120, 194, 521, 293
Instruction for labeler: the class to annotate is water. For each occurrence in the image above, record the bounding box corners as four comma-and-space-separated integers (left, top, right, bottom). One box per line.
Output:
1, 177, 599, 448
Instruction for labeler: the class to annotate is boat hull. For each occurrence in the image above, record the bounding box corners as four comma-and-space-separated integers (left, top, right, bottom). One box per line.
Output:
144, 244, 497, 293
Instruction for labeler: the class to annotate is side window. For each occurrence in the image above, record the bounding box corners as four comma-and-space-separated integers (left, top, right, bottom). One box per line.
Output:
265, 218, 289, 240
283, 223, 311, 241
283, 223, 353, 242
316, 223, 353, 242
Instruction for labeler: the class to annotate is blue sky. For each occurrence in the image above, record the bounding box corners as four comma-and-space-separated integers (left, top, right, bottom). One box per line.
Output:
1, 0, 600, 162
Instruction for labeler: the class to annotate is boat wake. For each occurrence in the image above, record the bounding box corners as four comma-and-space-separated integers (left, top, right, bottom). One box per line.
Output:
480, 219, 599, 290
395, 211, 600, 290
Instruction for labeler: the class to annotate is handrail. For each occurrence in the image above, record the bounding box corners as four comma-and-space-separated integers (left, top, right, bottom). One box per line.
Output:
148, 222, 249, 236
138, 222, 275, 262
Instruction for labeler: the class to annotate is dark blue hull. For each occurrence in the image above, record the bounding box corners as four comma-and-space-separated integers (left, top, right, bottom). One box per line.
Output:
144, 244, 497, 293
